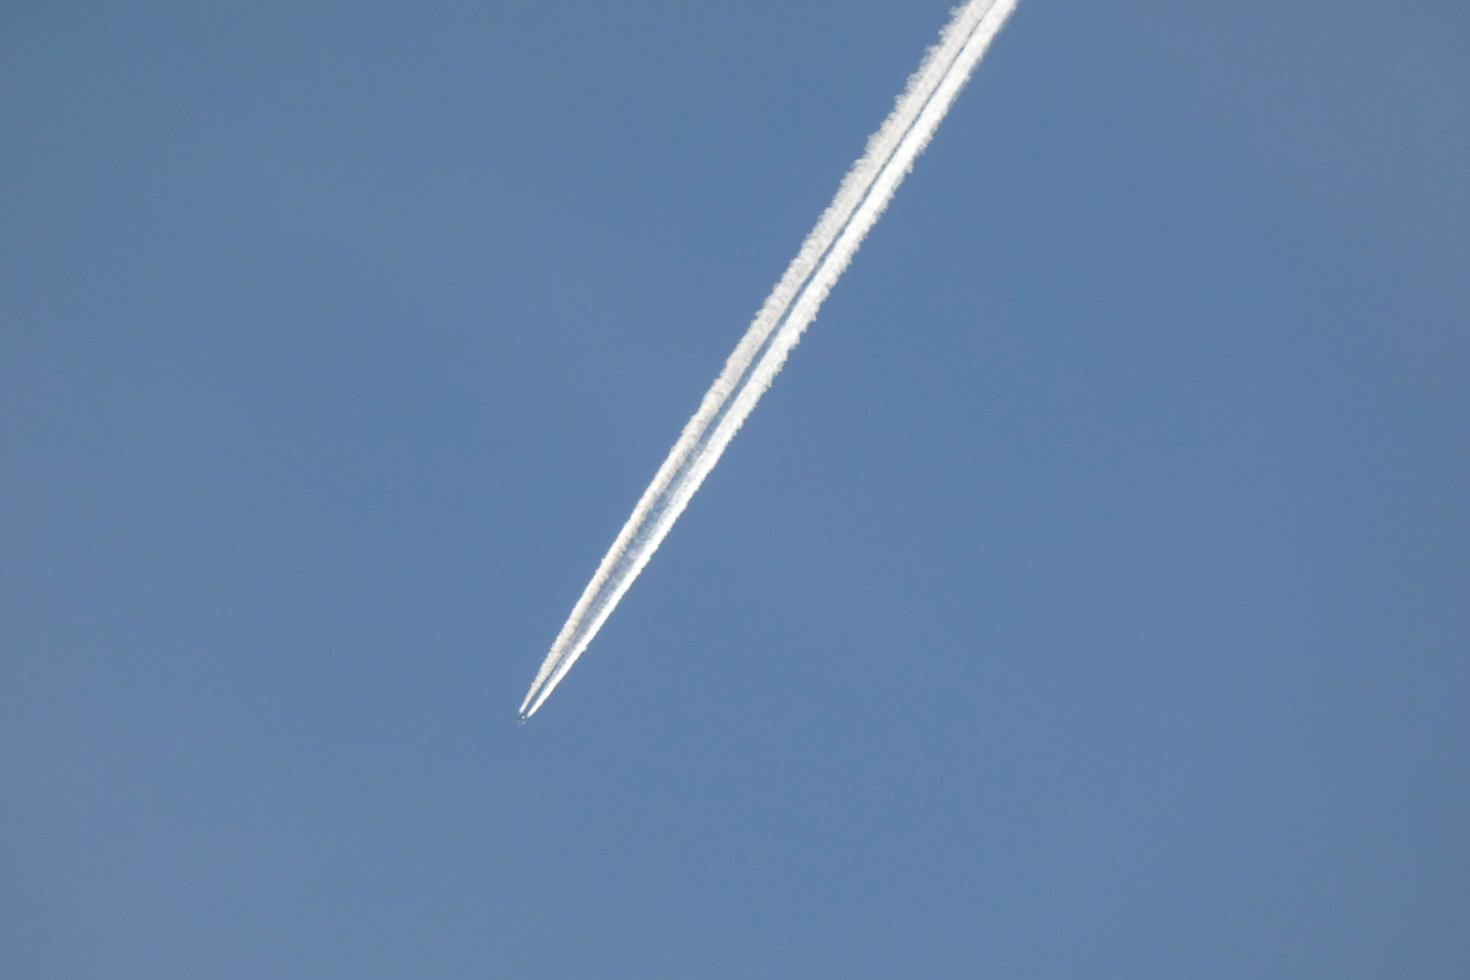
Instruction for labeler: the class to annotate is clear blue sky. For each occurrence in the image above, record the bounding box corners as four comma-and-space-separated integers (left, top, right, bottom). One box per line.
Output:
4, 2, 1467, 976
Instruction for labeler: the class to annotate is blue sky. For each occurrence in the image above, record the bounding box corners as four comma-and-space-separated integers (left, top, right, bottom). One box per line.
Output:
4, 2, 1467, 976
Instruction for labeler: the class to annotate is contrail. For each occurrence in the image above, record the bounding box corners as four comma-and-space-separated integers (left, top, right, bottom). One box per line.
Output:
520, 0, 1020, 719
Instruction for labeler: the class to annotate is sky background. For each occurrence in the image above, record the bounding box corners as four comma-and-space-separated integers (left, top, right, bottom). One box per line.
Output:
4, 1, 1468, 976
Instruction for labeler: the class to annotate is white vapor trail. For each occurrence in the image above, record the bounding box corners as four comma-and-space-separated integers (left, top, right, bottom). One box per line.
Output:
519, 0, 1020, 719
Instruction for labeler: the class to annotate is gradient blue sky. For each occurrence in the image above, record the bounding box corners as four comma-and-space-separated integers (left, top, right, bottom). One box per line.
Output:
4, 2, 1468, 976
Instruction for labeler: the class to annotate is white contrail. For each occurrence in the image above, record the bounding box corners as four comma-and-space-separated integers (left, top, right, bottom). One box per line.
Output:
520, 0, 1020, 719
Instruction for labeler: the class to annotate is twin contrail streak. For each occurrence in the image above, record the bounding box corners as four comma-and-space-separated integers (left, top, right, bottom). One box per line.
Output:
519, 0, 1020, 719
